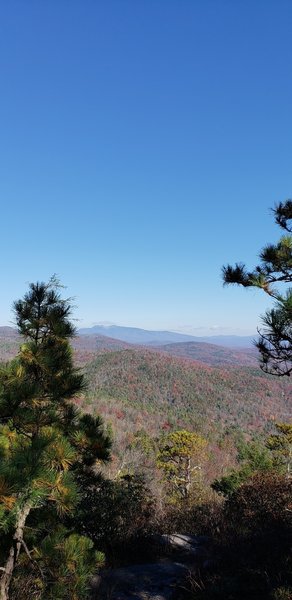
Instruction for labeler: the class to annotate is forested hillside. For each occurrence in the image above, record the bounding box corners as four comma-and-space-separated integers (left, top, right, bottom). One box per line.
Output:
1, 329, 290, 439
0, 327, 20, 361
0, 328, 132, 364
156, 341, 259, 367
84, 348, 291, 436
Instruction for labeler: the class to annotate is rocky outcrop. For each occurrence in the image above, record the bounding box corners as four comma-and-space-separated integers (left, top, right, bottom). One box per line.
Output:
91, 535, 210, 600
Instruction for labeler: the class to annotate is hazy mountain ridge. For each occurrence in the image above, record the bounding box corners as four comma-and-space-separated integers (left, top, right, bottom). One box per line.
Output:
78, 324, 255, 348
0, 326, 257, 367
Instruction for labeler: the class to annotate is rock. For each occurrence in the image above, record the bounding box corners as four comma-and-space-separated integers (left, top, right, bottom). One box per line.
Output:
91, 561, 189, 600
161, 534, 201, 552
91, 534, 211, 599
153, 534, 210, 560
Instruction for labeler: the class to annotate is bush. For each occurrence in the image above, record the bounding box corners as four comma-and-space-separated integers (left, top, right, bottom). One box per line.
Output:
187, 473, 292, 600
72, 473, 157, 566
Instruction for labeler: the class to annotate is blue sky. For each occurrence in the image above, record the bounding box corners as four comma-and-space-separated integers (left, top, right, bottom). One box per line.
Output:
1, 1, 291, 334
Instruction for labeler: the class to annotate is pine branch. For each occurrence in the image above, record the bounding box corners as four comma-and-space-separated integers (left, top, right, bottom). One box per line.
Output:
18, 539, 45, 580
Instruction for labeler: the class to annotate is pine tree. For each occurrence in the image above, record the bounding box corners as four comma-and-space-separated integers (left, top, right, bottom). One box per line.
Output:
222, 200, 292, 376
157, 429, 207, 501
266, 423, 292, 478
0, 278, 111, 600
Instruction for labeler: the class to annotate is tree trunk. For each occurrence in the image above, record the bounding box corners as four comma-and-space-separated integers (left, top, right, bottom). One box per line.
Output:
0, 500, 31, 600
185, 456, 191, 499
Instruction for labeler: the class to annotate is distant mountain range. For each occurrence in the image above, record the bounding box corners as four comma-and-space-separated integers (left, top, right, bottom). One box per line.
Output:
0, 325, 258, 368
78, 324, 256, 348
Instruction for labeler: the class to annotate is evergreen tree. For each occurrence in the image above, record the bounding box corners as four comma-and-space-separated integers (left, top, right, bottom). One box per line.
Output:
0, 278, 111, 600
212, 438, 274, 497
157, 429, 207, 501
266, 422, 292, 478
222, 200, 292, 376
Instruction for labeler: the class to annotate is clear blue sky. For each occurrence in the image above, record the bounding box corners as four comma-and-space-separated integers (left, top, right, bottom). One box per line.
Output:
1, 1, 291, 334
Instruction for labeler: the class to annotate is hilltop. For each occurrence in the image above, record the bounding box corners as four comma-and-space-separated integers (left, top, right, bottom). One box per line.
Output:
156, 341, 258, 368
0, 327, 132, 364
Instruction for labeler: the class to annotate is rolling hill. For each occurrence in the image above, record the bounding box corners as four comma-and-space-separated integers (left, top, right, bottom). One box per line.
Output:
84, 348, 292, 437
156, 341, 259, 368
1, 326, 291, 448
0, 327, 21, 361
0, 327, 132, 365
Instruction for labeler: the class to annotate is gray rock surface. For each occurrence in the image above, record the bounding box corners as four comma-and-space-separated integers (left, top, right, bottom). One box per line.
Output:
91, 561, 189, 600
91, 534, 210, 600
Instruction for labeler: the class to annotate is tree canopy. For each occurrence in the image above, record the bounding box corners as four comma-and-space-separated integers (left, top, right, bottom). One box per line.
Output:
222, 200, 292, 376
0, 278, 111, 600
157, 429, 207, 501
